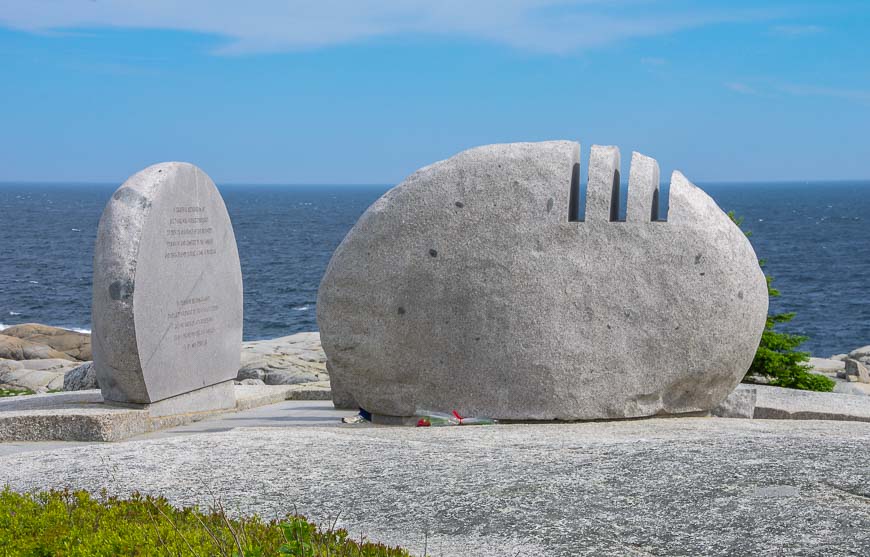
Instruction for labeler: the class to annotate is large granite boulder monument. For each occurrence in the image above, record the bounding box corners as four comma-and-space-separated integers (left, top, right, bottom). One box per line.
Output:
318, 141, 768, 420
92, 162, 243, 413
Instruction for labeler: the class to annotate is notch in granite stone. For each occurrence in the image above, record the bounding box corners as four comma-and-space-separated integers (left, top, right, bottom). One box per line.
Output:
567, 161, 582, 222
586, 145, 621, 222
627, 151, 662, 222
567, 141, 583, 222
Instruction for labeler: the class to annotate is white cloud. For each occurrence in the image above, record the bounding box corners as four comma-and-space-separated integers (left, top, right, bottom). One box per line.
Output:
770, 24, 824, 37
724, 80, 870, 104
0, 0, 775, 54
780, 83, 870, 103
640, 56, 667, 66
725, 82, 757, 95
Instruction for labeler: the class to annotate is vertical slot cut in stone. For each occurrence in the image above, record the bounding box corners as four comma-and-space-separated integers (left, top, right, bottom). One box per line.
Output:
610, 168, 621, 221
568, 162, 582, 222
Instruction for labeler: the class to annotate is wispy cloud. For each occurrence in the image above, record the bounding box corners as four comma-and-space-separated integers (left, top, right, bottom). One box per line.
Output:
725, 80, 870, 104
780, 83, 870, 103
725, 82, 757, 95
641, 56, 667, 67
0, 0, 778, 55
770, 24, 825, 37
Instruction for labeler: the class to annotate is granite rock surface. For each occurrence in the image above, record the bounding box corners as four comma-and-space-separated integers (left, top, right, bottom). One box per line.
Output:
2, 418, 869, 556
0, 358, 79, 392
92, 162, 243, 405
0, 323, 91, 361
238, 332, 328, 385
63, 361, 98, 391
750, 383, 870, 422
835, 382, 870, 396
0, 384, 332, 442
0, 334, 73, 361
848, 345, 870, 361
807, 357, 845, 374
9, 329, 333, 392
843, 358, 870, 383
711, 387, 757, 418
318, 141, 769, 419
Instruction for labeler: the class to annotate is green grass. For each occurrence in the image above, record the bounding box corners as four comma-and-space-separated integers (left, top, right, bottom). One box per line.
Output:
0, 388, 34, 398
0, 487, 411, 556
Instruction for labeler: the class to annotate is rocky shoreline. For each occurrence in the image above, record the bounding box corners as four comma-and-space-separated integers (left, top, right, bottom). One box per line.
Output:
2, 322, 870, 402
805, 352, 870, 396
0, 323, 328, 395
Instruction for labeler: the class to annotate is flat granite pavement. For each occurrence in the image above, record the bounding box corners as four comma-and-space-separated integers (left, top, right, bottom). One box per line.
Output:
2, 403, 870, 556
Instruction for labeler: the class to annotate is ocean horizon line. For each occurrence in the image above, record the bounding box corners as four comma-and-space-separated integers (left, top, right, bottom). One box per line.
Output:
2, 179, 870, 188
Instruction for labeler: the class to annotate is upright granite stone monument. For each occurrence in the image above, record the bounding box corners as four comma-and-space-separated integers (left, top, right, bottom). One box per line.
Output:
92, 162, 243, 413
317, 141, 769, 420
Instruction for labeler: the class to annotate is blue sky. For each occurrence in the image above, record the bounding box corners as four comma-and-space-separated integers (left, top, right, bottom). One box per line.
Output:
0, 1, 868, 184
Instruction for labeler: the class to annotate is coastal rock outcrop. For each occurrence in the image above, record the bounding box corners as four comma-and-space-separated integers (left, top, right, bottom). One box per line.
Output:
239, 332, 328, 385
62, 332, 330, 390
0, 357, 79, 392
0, 335, 73, 361
0, 323, 91, 361
808, 357, 845, 374
63, 361, 98, 391
318, 141, 769, 420
842, 358, 870, 383
848, 345, 870, 364
812, 355, 870, 393
0, 325, 332, 392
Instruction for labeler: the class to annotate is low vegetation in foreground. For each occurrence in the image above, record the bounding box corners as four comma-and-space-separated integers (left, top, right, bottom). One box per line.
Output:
0, 488, 410, 557
0, 388, 34, 398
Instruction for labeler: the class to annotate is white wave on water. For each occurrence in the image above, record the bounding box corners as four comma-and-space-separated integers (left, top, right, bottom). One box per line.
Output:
28, 280, 39, 284
0, 322, 90, 334
293, 306, 310, 311
9, 311, 21, 316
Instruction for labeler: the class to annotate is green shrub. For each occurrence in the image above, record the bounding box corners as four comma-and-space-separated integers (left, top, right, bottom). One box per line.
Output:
728, 212, 834, 392
0, 388, 34, 398
0, 487, 410, 557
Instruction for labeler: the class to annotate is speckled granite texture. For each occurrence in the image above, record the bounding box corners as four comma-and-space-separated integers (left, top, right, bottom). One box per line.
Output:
318, 141, 768, 420
2, 417, 868, 556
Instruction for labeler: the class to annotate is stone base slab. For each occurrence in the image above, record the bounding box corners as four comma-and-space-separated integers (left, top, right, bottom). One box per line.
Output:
0, 381, 330, 442
106, 381, 236, 417
714, 384, 870, 422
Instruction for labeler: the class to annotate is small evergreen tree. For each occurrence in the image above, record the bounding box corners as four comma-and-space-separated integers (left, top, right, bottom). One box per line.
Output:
729, 212, 834, 392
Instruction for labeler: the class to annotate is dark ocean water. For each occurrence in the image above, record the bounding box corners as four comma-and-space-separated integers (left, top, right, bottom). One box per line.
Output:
0, 181, 867, 356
